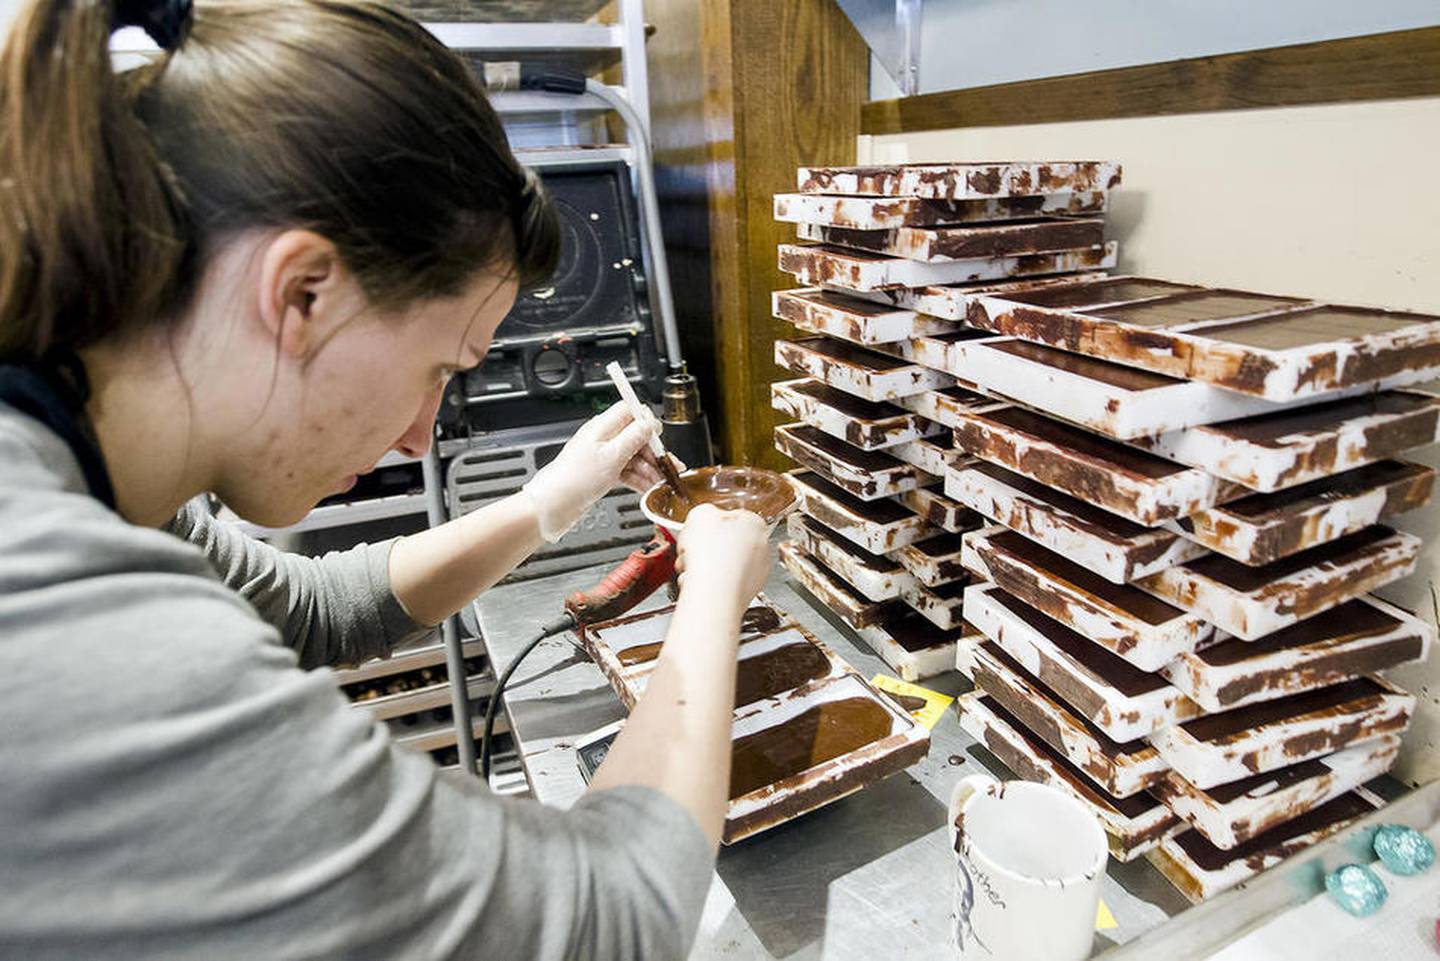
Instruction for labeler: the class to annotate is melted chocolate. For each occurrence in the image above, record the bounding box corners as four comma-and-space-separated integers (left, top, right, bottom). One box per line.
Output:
1179, 526, 1395, 593
878, 611, 963, 651
1202, 755, 1331, 804
740, 606, 784, 634
972, 462, 1150, 536
656, 454, 690, 507
734, 642, 831, 706
890, 692, 928, 713
729, 696, 893, 799
990, 338, 1177, 391
932, 329, 995, 346
790, 470, 912, 522
1179, 677, 1385, 742
988, 529, 1183, 625
794, 514, 900, 571
1197, 600, 1396, 665
1087, 290, 1307, 328
980, 696, 1162, 818
618, 605, 784, 666
797, 287, 908, 319
789, 378, 906, 420
1004, 278, 1195, 310
1221, 460, 1424, 520
986, 589, 1167, 696
1209, 392, 1432, 445
987, 406, 1185, 479
910, 533, 963, 558
794, 335, 911, 371
786, 424, 908, 471
645, 465, 794, 526
813, 216, 1102, 260
1172, 791, 1374, 872
1202, 305, 1434, 351
978, 640, 1146, 753
617, 641, 663, 666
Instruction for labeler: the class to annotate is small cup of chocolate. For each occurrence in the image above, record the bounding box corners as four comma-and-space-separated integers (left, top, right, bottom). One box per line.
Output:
641, 465, 797, 533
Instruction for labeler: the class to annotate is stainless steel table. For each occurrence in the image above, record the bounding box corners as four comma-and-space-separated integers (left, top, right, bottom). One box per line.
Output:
473, 555, 1192, 960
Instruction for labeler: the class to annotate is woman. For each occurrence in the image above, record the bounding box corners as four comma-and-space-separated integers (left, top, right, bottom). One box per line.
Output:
0, 1, 772, 958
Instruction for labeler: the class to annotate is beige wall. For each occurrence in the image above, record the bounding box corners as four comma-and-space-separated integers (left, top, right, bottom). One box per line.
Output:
862, 96, 1440, 313
864, 97, 1440, 784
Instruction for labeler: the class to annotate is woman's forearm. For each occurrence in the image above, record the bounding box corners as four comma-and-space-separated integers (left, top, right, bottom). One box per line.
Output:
386, 492, 545, 626
586, 587, 744, 849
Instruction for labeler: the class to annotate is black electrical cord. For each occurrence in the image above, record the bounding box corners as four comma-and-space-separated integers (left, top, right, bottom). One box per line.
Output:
479, 613, 576, 781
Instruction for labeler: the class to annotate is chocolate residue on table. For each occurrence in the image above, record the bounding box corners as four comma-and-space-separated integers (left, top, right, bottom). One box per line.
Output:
618, 605, 785, 667
741, 606, 783, 634
617, 641, 663, 667
645, 465, 795, 526
729, 696, 892, 799
734, 642, 830, 707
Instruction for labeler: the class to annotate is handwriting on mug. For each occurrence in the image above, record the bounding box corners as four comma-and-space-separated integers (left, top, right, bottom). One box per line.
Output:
973, 864, 1007, 908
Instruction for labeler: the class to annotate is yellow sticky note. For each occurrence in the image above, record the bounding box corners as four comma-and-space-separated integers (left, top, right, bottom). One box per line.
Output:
869, 674, 953, 730
1095, 898, 1117, 931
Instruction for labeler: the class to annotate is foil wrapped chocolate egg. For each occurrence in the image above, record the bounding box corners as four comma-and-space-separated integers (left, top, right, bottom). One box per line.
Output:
1373, 824, 1435, 876
1325, 864, 1387, 917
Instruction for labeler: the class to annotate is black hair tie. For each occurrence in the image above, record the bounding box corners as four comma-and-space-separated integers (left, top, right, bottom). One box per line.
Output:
111, 0, 194, 52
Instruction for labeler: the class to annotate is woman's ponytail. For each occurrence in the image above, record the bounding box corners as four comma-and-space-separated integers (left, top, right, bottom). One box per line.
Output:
3, 0, 557, 363
0, 0, 189, 363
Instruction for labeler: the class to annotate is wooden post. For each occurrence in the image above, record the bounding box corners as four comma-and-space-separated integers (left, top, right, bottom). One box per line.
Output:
647, 0, 868, 467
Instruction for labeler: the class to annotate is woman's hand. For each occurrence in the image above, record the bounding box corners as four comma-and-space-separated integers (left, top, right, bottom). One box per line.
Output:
618, 446, 683, 496
674, 503, 772, 611
522, 401, 658, 541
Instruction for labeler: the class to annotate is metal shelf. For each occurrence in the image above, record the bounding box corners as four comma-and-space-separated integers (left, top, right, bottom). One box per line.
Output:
513, 144, 635, 167
437, 22, 625, 74
488, 89, 614, 119
397, 0, 613, 25
392, 713, 506, 754
481, 748, 531, 796
354, 675, 495, 722
333, 637, 485, 687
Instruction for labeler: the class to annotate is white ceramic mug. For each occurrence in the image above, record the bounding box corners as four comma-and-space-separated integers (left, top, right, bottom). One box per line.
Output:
947, 774, 1108, 961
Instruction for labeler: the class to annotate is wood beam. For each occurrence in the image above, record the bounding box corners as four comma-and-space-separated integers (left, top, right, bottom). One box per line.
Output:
862, 26, 1440, 135
649, 0, 868, 468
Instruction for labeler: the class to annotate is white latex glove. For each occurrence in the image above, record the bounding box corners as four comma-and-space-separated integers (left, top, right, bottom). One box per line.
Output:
674, 503, 772, 609
523, 401, 660, 542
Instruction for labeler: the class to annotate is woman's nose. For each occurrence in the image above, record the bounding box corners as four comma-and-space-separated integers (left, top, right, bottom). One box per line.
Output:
394, 383, 446, 458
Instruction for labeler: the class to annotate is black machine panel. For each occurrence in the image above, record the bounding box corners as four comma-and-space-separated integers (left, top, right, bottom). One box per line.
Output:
442, 160, 666, 436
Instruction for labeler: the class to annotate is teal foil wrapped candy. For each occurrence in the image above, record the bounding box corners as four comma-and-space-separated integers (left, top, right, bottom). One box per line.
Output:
1325, 864, 1387, 917
1373, 825, 1435, 876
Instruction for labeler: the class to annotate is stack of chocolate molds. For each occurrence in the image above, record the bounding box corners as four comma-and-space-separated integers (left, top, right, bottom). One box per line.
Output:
931, 273, 1440, 897
770, 162, 1124, 682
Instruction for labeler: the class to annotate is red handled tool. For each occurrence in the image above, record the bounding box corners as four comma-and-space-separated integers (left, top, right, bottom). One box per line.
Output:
564, 530, 677, 627
481, 527, 678, 779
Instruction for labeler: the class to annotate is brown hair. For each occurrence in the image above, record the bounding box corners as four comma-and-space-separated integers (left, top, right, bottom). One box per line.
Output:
0, 0, 558, 363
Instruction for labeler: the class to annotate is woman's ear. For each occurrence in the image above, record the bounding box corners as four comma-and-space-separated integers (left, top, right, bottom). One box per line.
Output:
256, 230, 348, 360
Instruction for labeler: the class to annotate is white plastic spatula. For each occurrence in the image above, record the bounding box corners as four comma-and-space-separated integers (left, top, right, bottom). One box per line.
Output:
605, 361, 689, 503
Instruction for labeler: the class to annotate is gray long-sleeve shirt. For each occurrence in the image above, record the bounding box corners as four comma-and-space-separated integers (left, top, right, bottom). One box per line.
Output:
0, 404, 712, 960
